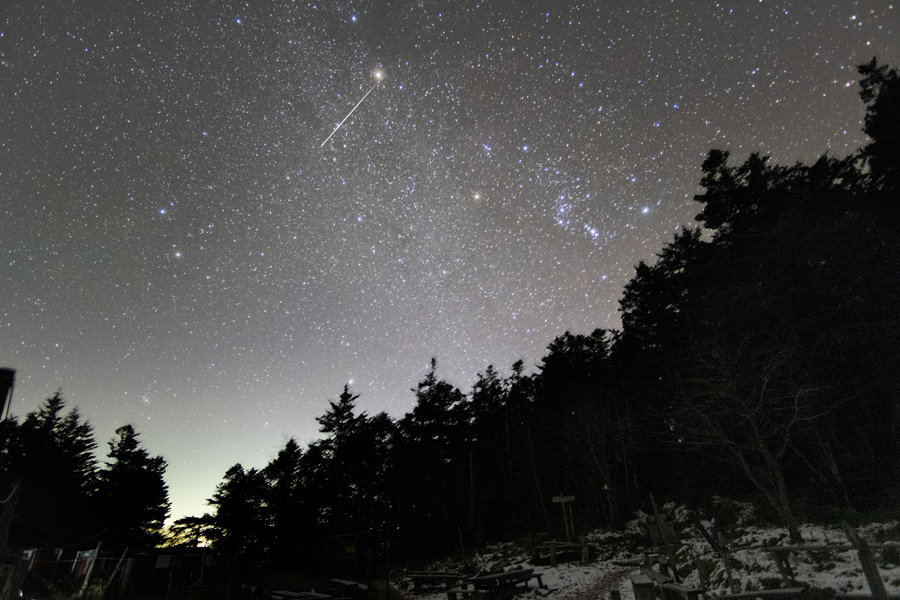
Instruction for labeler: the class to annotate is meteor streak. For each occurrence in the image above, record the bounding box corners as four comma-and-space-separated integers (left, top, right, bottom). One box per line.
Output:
321, 72, 383, 147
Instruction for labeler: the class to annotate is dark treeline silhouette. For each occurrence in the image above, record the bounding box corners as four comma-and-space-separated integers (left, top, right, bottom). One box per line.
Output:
0, 392, 170, 553
2, 58, 896, 579
172, 58, 900, 570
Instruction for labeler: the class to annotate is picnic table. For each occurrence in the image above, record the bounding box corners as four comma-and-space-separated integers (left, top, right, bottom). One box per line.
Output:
532, 541, 594, 566
446, 568, 544, 600
325, 578, 366, 600
409, 571, 463, 593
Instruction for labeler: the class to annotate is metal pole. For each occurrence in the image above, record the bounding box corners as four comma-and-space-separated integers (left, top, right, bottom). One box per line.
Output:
0, 369, 15, 420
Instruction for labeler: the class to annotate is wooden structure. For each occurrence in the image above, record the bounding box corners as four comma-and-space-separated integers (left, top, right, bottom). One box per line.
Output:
628, 561, 702, 600
628, 496, 705, 600
446, 568, 544, 600
268, 592, 334, 600
409, 571, 461, 594
644, 495, 682, 583
532, 541, 593, 566
718, 589, 805, 600
552, 495, 576, 542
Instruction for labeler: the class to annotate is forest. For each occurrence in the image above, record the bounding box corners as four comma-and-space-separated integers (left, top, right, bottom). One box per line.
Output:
1, 58, 898, 578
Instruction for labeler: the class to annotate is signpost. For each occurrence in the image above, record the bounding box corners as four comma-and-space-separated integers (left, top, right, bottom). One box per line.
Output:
552, 495, 575, 542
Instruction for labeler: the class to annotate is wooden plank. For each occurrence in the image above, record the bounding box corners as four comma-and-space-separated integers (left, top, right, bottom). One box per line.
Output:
446, 588, 481, 600
844, 523, 888, 600
611, 558, 643, 567
650, 494, 681, 583
659, 582, 701, 600
719, 587, 805, 600
630, 574, 654, 600
718, 532, 738, 595
639, 568, 674, 584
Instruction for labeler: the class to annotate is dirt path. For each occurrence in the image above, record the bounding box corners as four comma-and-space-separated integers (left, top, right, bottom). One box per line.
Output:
553, 568, 632, 600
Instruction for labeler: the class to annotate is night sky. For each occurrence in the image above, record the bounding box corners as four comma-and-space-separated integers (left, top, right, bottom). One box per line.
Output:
1, 1, 896, 521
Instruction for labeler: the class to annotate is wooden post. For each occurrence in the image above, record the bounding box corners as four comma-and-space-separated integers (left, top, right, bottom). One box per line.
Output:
769, 549, 796, 586
717, 533, 737, 594
120, 558, 134, 597
694, 553, 709, 593
101, 547, 128, 598
843, 523, 888, 600
79, 541, 102, 597
610, 589, 622, 600
51, 548, 63, 581
631, 574, 655, 600
552, 495, 575, 542
549, 542, 557, 567
458, 526, 467, 562
650, 495, 680, 583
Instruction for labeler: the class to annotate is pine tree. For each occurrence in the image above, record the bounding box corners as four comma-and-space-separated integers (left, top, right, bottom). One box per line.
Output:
11, 391, 99, 547
858, 57, 900, 192
97, 424, 170, 547
207, 464, 268, 552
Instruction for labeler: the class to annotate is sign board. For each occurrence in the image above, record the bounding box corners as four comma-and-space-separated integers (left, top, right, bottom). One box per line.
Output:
552, 495, 575, 503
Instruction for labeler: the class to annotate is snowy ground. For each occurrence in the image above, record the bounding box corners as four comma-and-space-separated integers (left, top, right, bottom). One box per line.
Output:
394, 505, 900, 600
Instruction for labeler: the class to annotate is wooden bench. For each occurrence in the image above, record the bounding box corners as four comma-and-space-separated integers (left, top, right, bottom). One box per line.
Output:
452, 568, 545, 600
659, 582, 701, 600
410, 571, 462, 593
447, 588, 484, 600
630, 569, 701, 600
532, 542, 594, 566
630, 573, 656, 600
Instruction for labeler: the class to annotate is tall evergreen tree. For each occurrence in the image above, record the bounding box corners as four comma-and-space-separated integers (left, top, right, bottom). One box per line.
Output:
858, 57, 900, 193
207, 464, 268, 552
396, 359, 469, 555
313, 385, 372, 534
97, 424, 170, 547
8, 391, 99, 547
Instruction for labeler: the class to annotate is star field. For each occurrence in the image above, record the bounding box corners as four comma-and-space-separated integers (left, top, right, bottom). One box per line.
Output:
1, 1, 896, 520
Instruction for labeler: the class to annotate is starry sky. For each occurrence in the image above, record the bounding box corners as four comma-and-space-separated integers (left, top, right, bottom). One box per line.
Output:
1, 0, 896, 521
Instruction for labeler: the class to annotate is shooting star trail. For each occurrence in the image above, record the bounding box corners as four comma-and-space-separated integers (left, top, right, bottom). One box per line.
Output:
320, 82, 378, 147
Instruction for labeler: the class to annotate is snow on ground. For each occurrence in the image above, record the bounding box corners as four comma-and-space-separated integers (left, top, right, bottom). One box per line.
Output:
397, 555, 628, 600
395, 504, 900, 600
684, 519, 900, 595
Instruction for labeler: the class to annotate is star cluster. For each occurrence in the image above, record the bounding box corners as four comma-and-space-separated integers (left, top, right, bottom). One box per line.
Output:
1, 0, 896, 519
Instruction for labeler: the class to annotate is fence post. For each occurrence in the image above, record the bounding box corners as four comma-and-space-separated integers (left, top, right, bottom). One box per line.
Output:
843, 523, 887, 600
79, 541, 102, 597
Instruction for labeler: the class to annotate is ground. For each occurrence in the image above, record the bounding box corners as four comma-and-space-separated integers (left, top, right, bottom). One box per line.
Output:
395, 503, 900, 600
